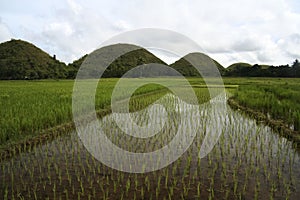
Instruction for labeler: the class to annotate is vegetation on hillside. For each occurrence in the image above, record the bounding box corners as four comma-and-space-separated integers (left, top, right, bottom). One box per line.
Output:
0, 39, 75, 79
68, 47, 167, 78
170, 54, 226, 76
0, 40, 167, 80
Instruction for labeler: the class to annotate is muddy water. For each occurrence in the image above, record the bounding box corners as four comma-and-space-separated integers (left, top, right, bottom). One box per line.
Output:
0, 94, 299, 199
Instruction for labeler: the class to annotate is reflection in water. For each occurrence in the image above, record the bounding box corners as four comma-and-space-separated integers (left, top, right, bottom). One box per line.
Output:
76, 93, 226, 172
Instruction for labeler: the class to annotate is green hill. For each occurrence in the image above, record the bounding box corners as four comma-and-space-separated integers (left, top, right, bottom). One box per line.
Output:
68, 45, 167, 78
170, 53, 226, 77
226, 63, 252, 76
227, 62, 252, 71
0, 39, 73, 79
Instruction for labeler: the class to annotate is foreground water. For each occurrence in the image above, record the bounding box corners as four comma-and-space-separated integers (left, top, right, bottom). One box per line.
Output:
1, 93, 299, 199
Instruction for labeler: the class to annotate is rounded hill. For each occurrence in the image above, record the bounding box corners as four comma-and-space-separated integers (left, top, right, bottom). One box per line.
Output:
0, 39, 71, 79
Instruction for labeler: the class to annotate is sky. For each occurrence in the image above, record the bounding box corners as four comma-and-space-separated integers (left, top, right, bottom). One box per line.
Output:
0, 0, 300, 67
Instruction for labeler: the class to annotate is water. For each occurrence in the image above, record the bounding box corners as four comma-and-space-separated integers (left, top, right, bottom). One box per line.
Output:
0, 93, 299, 199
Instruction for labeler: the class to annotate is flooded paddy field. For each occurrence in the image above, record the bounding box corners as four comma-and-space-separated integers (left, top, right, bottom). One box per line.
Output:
1, 92, 299, 199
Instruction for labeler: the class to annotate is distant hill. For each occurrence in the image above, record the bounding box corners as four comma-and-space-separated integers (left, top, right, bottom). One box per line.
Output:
68, 45, 167, 78
170, 53, 226, 76
226, 63, 252, 76
227, 62, 252, 71
0, 39, 74, 79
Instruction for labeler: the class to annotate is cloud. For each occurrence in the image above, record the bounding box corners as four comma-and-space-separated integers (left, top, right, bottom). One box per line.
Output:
1, 0, 300, 66
279, 34, 300, 59
22, 0, 126, 63
230, 37, 262, 52
0, 18, 13, 42
66, 0, 82, 14
98, 0, 300, 66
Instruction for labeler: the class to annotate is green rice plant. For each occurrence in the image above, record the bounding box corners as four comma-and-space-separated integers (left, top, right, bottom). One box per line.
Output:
156, 187, 160, 199
0, 78, 168, 149
64, 189, 69, 200
140, 186, 145, 199
3, 186, 8, 200
125, 178, 131, 196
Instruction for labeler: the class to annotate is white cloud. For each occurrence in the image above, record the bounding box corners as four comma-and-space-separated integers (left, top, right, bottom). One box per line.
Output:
0, 18, 13, 42
1, 0, 300, 66
67, 0, 82, 15
278, 34, 300, 59
20, 0, 125, 63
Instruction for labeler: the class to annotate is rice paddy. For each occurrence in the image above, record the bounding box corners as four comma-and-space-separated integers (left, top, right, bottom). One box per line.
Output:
0, 78, 299, 199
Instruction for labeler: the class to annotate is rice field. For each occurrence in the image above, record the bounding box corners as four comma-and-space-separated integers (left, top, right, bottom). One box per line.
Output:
0, 79, 166, 147
230, 78, 300, 131
0, 78, 300, 199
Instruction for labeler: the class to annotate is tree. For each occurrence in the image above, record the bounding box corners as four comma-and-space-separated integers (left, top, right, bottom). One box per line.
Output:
292, 59, 300, 77
292, 59, 300, 68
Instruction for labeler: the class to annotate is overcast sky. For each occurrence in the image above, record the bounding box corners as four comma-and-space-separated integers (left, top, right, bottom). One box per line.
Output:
1, 0, 300, 67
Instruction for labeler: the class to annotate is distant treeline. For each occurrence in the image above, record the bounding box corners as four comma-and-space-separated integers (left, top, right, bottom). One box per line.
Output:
225, 60, 300, 77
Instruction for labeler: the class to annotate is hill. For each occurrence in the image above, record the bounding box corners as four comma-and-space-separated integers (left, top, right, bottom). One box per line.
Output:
227, 62, 252, 71
226, 63, 252, 76
68, 45, 167, 78
0, 39, 74, 79
170, 53, 226, 76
